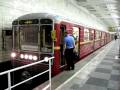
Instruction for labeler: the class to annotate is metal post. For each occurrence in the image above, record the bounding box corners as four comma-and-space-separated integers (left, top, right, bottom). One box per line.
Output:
118, 39, 120, 58
119, 47, 120, 58
49, 58, 52, 90
8, 72, 11, 90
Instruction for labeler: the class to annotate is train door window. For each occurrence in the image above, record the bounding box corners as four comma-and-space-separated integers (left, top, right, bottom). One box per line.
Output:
12, 26, 19, 50
102, 32, 104, 39
100, 32, 102, 39
60, 25, 66, 66
40, 25, 52, 53
89, 30, 94, 40
73, 27, 79, 53
84, 28, 89, 41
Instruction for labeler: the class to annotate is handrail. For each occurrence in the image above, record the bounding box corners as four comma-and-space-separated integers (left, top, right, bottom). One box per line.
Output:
0, 56, 54, 90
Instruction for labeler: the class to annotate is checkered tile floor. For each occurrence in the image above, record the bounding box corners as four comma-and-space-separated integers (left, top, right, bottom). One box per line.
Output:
80, 42, 120, 90
55, 40, 120, 90
82, 56, 120, 89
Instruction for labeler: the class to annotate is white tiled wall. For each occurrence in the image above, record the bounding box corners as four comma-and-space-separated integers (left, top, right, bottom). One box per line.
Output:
0, 0, 109, 51
0, 0, 108, 29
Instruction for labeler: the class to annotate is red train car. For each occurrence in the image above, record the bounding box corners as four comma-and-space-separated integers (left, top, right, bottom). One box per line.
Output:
10, 13, 112, 77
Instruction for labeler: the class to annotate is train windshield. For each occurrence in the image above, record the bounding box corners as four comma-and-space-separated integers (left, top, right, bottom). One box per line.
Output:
20, 25, 39, 51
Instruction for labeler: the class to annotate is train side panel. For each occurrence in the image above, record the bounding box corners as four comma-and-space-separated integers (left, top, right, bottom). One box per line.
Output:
80, 28, 94, 58
52, 23, 61, 75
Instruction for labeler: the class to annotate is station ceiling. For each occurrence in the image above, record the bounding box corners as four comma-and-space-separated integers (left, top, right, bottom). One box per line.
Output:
0, 0, 119, 30
70, 0, 120, 28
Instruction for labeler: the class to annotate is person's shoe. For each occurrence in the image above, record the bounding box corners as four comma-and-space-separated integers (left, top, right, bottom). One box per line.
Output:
65, 68, 70, 71
71, 67, 74, 70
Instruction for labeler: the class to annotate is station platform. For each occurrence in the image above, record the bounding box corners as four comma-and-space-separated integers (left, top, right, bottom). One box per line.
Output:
33, 39, 120, 90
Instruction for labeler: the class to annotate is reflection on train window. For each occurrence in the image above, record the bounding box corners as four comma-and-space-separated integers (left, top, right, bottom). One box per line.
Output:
40, 25, 52, 53
84, 28, 89, 41
20, 25, 39, 47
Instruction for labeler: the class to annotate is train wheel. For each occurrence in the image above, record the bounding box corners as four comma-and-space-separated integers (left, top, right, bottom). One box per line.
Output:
21, 71, 32, 85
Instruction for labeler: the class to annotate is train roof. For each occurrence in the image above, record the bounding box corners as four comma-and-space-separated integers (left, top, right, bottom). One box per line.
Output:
13, 13, 82, 25
14, 13, 62, 22
13, 13, 108, 32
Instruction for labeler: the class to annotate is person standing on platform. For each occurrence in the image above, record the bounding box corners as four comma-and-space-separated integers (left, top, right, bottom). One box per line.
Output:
63, 31, 75, 70
114, 34, 117, 40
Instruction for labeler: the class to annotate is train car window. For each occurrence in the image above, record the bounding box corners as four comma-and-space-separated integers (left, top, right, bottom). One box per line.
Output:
100, 32, 102, 39
5, 30, 12, 36
95, 31, 100, 40
84, 28, 89, 41
89, 30, 94, 40
19, 19, 39, 25
40, 19, 53, 24
40, 25, 52, 53
102, 32, 104, 39
73, 27, 79, 52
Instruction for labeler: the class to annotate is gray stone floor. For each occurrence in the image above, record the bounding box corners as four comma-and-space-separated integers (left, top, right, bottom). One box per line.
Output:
33, 40, 120, 90
55, 40, 120, 90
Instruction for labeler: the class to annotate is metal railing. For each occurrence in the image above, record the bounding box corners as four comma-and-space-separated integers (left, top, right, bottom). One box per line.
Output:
118, 39, 120, 58
0, 57, 54, 90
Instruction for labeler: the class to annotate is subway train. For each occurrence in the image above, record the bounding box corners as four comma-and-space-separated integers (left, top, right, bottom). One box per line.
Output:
10, 13, 113, 78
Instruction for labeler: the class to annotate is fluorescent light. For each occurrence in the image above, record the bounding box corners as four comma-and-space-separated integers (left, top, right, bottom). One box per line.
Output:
107, 4, 117, 10
110, 9, 118, 13
111, 13, 119, 18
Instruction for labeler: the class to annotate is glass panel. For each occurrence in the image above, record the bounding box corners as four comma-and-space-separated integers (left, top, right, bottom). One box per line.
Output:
90, 30, 94, 40
40, 19, 53, 24
95, 31, 100, 40
102, 32, 105, 39
60, 26, 66, 66
84, 28, 89, 41
20, 25, 39, 51
73, 27, 79, 52
13, 26, 19, 50
40, 25, 52, 53
19, 19, 39, 25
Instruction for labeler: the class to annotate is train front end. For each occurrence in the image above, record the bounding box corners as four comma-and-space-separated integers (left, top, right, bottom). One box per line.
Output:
11, 17, 54, 71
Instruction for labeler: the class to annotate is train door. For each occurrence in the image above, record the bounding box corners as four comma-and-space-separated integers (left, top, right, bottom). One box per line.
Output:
39, 19, 54, 60
40, 25, 53, 57
60, 25, 66, 67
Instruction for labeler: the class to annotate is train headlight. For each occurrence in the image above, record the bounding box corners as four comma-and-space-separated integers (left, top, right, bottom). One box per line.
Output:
11, 52, 17, 58
20, 54, 24, 59
24, 54, 29, 59
28, 55, 33, 60
33, 56, 38, 61
44, 57, 49, 62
